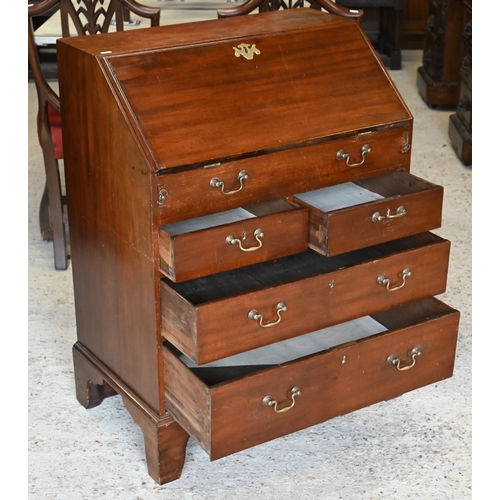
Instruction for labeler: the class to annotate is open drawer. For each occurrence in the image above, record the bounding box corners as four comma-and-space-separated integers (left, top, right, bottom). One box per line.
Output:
163, 297, 460, 460
161, 232, 450, 364
159, 199, 308, 282
292, 171, 443, 256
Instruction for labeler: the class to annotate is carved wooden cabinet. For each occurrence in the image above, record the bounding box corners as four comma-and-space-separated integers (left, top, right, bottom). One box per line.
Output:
58, 9, 460, 484
417, 0, 464, 106
448, 0, 471, 165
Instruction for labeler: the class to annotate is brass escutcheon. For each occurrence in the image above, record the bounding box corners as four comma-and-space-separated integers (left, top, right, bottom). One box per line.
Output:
157, 188, 168, 207
233, 43, 261, 60
401, 131, 411, 153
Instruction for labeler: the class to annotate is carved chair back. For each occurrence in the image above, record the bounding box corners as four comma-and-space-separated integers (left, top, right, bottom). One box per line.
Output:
28, 0, 160, 270
217, 0, 363, 20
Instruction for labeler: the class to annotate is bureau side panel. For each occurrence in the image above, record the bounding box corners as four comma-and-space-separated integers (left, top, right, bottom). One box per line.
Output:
58, 43, 162, 412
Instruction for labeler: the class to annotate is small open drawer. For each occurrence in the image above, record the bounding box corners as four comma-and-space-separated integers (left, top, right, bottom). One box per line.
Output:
163, 297, 460, 460
159, 199, 308, 282
292, 171, 443, 256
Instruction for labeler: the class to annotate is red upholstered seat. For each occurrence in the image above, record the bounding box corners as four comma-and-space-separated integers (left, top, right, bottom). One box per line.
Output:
48, 104, 63, 160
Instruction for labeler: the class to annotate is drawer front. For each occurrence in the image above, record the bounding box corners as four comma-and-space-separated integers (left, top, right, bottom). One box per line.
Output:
293, 171, 444, 256
154, 125, 412, 226
161, 234, 450, 364
163, 298, 460, 460
159, 200, 308, 282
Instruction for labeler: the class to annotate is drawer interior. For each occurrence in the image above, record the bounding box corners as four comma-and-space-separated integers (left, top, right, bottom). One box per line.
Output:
163, 232, 446, 305
163, 296, 459, 460
160, 199, 298, 236
293, 171, 440, 213
164, 297, 457, 386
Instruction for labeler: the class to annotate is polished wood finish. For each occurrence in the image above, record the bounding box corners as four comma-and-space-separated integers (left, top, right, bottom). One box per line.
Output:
106, 24, 411, 171
163, 297, 459, 460
28, 0, 160, 270
162, 233, 450, 364
159, 200, 308, 282
73, 342, 189, 484
58, 9, 458, 484
153, 126, 412, 226
218, 0, 409, 68
73, 343, 118, 409
417, 0, 464, 107
293, 171, 443, 256
122, 399, 190, 484
218, 0, 428, 64
448, 0, 471, 166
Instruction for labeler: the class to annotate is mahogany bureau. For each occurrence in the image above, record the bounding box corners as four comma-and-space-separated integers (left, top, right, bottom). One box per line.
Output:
57, 9, 460, 484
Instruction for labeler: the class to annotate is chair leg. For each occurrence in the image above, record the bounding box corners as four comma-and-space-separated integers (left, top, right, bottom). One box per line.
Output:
41, 155, 68, 270
39, 181, 52, 242
390, 5, 402, 70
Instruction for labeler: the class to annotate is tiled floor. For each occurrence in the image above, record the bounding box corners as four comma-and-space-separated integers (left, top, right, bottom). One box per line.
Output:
28, 7, 472, 499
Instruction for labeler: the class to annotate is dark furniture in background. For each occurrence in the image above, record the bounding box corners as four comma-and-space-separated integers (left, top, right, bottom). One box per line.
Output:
217, 0, 363, 19
399, 0, 428, 49
448, 0, 471, 166
336, 0, 404, 69
417, 0, 464, 107
336, 0, 428, 51
58, 8, 459, 484
28, 0, 160, 270
220, 0, 407, 69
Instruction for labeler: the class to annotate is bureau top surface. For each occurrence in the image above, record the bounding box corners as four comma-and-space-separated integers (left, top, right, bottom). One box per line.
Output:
59, 9, 412, 172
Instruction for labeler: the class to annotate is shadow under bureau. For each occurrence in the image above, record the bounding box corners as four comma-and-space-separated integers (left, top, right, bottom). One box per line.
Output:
58, 9, 460, 484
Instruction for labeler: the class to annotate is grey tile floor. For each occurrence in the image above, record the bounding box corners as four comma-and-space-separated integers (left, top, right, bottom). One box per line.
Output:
28, 11, 472, 499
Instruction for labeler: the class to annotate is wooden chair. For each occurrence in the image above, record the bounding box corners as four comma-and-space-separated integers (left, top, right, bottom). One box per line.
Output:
28, 0, 161, 270
217, 0, 363, 20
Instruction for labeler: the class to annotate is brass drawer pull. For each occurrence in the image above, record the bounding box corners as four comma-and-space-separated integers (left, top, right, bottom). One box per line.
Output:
336, 144, 371, 167
210, 170, 248, 195
248, 301, 287, 328
377, 268, 411, 291
372, 206, 407, 222
226, 228, 264, 252
387, 346, 422, 371
262, 386, 301, 413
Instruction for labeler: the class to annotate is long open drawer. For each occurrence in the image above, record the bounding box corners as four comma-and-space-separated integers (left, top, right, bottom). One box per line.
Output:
163, 297, 460, 460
